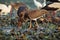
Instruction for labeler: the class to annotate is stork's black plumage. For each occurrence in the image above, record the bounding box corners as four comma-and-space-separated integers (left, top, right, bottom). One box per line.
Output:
47, 0, 60, 2
42, 6, 59, 11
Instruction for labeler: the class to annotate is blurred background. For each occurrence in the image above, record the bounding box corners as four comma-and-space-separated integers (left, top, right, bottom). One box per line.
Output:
0, 0, 44, 9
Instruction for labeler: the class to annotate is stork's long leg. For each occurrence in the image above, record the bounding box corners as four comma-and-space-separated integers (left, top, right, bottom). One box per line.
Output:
35, 20, 39, 28
28, 20, 32, 29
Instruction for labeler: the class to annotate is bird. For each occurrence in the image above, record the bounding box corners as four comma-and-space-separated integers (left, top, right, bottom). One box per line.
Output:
17, 6, 29, 28
33, 0, 46, 9
39, 1, 60, 20
41, 0, 60, 11
0, 3, 12, 15
48, 2, 60, 12
17, 6, 49, 29
41, 2, 60, 15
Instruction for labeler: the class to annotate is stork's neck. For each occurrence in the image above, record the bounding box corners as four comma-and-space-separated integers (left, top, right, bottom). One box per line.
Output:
43, 0, 46, 7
